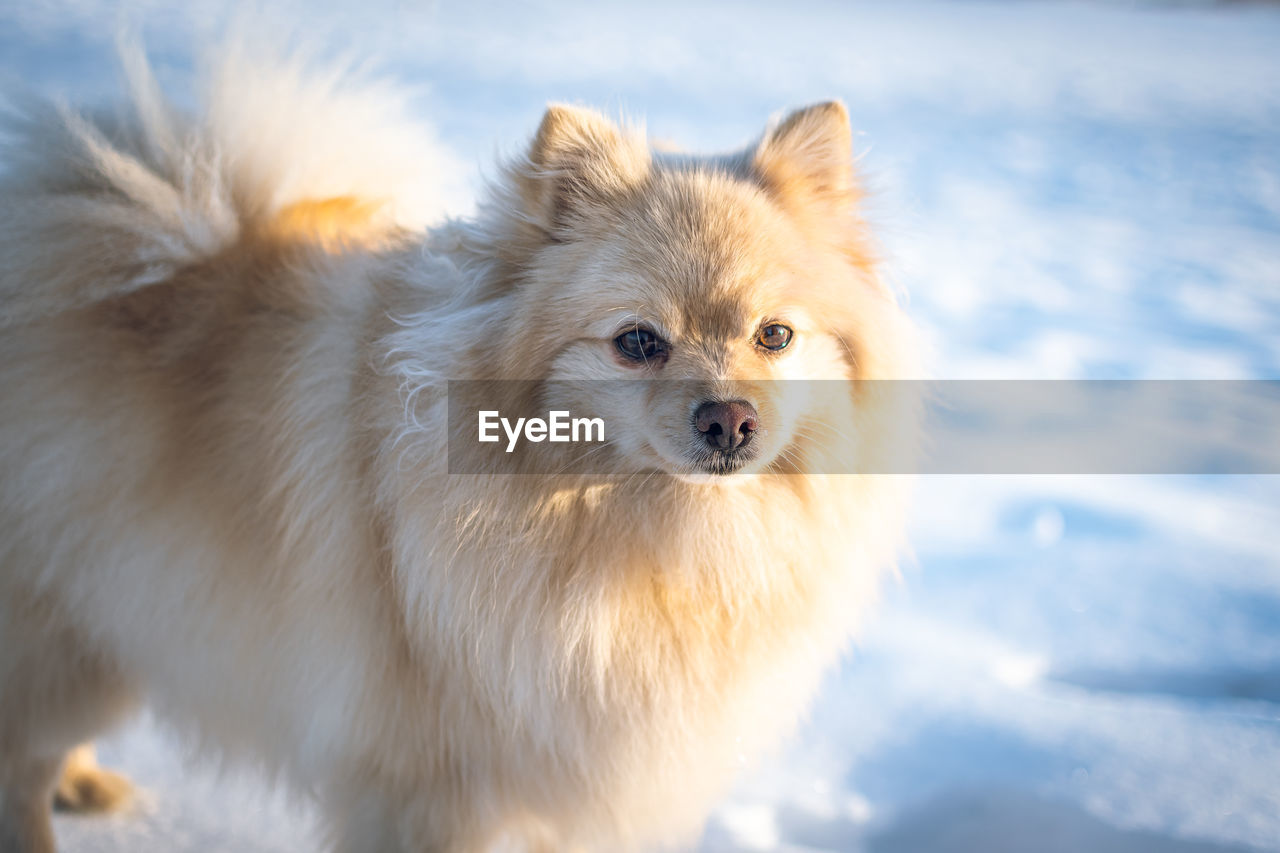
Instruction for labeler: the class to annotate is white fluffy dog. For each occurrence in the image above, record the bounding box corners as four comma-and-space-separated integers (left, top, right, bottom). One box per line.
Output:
0, 43, 917, 852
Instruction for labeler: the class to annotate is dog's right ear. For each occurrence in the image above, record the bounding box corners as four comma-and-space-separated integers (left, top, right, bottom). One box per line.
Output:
519, 104, 650, 235
752, 101, 856, 212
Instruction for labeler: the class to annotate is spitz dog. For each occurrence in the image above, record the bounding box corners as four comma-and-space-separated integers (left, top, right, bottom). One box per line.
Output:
0, 44, 917, 853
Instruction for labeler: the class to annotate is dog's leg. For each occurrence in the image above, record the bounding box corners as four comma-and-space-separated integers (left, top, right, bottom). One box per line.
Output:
0, 744, 132, 853
0, 755, 60, 853
328, 793, 407, 853
325, 782, 501, 853
52, 744, 131, 814
0, 591, 139, 851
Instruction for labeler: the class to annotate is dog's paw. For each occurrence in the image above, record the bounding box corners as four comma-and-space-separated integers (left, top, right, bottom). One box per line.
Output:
52, 746, 133, 814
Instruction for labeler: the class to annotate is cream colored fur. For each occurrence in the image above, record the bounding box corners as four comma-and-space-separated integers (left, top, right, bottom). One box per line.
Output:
0, 44, 918, 853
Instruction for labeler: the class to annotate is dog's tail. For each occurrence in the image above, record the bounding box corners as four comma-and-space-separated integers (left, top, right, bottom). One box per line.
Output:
0, 39, 466, 326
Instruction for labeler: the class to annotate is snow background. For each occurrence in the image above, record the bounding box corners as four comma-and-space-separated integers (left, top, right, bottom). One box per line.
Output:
2, 0, 1277, 850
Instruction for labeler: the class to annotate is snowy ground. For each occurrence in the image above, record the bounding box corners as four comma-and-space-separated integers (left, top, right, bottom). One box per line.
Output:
3, 1, 1278, 850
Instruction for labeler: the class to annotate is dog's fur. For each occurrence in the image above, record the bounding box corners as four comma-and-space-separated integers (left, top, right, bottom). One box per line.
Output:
0, 45, 918, 852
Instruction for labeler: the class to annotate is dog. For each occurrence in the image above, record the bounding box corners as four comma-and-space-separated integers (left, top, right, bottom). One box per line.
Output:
0, 42, 918, 852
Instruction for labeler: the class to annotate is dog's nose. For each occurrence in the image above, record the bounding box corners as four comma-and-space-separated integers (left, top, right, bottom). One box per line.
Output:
694, 400, 758, 451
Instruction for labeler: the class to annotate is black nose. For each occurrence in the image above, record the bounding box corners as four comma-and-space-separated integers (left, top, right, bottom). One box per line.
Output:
694, 400, 758, 450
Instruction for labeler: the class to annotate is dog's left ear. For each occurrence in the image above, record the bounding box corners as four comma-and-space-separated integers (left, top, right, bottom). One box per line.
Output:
752, 101, 856, 209
521, 104, 650, 234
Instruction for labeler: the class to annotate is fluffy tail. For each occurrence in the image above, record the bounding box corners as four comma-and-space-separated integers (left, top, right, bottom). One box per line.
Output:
0, 39, 466, 326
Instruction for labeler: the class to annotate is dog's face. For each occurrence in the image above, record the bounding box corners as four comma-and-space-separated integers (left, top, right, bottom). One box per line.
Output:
495, 103, 914, 479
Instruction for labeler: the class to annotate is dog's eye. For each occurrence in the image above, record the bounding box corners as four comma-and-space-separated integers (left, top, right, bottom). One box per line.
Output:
756, 323, 793, 351
615, 328, 667, 362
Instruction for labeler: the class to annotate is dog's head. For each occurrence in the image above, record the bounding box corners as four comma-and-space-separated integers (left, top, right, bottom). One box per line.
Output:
484, 102, 917, 480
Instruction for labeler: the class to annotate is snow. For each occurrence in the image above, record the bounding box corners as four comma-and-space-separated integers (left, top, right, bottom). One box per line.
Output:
2, 1, 1277, 850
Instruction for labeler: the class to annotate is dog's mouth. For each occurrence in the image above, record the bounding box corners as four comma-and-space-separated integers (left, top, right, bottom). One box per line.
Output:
687, 446, 758, 475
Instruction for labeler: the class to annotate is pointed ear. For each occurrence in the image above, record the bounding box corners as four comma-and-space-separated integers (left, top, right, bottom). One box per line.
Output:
521, 104, 650, 232
752, 101, 855, 207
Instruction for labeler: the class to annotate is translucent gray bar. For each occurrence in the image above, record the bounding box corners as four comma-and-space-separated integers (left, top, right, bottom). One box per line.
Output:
442, 380, 1280, 475
921, 380, 1278, 474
